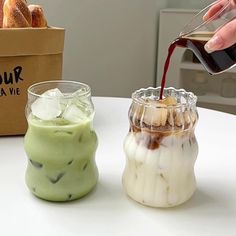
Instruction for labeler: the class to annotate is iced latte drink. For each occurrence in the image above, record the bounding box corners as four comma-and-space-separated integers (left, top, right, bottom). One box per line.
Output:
24, 81, 98, 202
123, 87, 198, 207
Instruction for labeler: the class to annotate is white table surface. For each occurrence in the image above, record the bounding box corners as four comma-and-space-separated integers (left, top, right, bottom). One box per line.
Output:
0, 97, 236, 236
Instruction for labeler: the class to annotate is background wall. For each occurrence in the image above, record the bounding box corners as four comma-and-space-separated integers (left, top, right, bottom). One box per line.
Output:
30, 0, 214, 97
167, 0, 213, 9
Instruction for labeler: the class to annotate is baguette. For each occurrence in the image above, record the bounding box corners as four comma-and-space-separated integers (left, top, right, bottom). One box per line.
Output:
3, 0, 32, 28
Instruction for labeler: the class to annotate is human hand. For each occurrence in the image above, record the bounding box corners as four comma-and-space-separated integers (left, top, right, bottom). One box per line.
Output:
204, 0, 236, 53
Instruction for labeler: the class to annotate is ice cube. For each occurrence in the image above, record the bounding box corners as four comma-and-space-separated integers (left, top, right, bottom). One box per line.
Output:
31, 88, 63, 120
160, 96, 177, 106
43, 88, 64, 97
62, 104, 88, 123
180, 96, 187, 104
31, 97, 62, 120
43, 88, 66, 112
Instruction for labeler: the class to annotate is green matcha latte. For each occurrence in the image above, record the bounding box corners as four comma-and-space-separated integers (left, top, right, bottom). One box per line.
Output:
24, 81, 98, 202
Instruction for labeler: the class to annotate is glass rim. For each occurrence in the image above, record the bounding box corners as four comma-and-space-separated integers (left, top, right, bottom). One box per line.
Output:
132, 87, 198, 108
28, 80, 91, 98
180, 0, 230, 37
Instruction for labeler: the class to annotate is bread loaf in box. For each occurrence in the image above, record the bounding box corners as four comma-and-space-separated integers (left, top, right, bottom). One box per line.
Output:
3, 0, 32, 28
28, 4, 47, 27
0, 0, 4, 27
1, 0, 48, 28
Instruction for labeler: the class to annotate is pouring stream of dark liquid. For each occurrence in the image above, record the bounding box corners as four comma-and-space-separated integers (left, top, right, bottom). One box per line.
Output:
159, 40, 177, 100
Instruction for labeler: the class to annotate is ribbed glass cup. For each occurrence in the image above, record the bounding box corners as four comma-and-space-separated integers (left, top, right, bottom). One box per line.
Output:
123, 87, 199, 207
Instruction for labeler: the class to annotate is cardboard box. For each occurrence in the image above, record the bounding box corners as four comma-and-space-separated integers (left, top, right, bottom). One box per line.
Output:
0, 27, 65, 136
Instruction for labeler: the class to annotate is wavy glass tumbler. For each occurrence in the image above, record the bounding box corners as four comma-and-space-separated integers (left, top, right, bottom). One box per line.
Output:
24, 81, 98, 202
123, 87, 199, 207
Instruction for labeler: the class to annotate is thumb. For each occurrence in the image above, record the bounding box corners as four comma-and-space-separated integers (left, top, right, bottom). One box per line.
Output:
205, 18, 236, 53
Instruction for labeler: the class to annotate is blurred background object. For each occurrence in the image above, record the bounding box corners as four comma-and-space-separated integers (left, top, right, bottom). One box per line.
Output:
29, 0, 213, 97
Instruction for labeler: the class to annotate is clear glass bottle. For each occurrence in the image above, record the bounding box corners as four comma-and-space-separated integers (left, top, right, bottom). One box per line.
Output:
24, 81, 98, 202
123, 87, 199, 207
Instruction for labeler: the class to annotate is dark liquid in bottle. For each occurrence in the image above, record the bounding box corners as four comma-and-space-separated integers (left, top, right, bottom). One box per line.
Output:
159, 32, 236, 100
